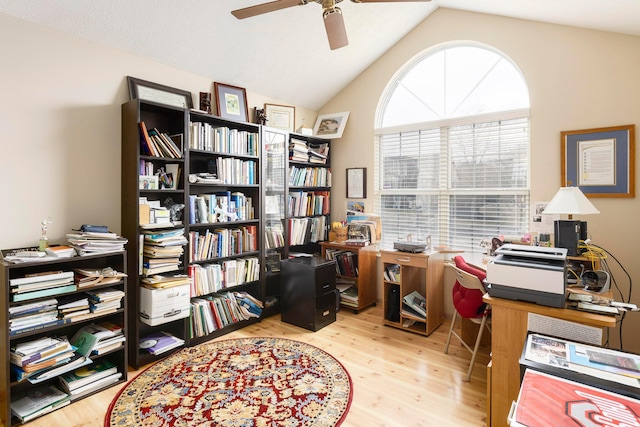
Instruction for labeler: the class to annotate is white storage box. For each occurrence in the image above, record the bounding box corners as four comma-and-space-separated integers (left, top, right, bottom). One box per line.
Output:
140, 284, 190, 326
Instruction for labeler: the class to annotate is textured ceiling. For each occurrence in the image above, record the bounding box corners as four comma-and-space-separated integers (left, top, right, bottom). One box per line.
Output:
1, 0, 640, 110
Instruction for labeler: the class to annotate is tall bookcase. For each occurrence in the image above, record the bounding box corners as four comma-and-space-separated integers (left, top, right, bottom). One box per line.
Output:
122, 99, 189, 369
1, 251, 128, 426
287, 133, 331, 255
122, 100, 265, 367
186, 110, 263, 347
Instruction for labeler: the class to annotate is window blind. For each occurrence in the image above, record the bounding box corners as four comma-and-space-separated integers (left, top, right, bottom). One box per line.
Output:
375, 114, 530, 252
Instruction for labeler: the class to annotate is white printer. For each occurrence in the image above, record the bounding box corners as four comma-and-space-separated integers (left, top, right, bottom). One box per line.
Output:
486, 244, 567, 308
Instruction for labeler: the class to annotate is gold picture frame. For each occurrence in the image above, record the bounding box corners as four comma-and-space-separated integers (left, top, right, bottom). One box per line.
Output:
561, 124, 635, 198
264, 103, 296, 131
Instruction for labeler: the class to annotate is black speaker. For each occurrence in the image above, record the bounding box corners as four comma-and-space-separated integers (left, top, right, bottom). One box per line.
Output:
554, 220, 581, 256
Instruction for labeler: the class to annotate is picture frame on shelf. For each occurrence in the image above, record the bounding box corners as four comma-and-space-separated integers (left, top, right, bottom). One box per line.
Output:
127, 76, 193, 109
264, 103, 296, 131
346, 167, 366, 199
561, 124, 635, 198
313, 111, 350, 139
214, 82, 249, 122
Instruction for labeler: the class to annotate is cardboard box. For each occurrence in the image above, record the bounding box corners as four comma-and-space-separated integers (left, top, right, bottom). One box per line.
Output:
139, 204, 150, 225
139, 284, 190, 326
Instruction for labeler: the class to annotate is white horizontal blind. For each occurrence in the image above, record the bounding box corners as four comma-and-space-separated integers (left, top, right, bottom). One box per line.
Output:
375, 115, 530, 252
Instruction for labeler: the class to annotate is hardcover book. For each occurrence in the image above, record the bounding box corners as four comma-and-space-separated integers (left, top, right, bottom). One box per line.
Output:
511, 369, 640, 427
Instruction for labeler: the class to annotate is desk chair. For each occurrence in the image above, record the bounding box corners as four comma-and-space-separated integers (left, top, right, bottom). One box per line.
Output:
444, 256, 491, 382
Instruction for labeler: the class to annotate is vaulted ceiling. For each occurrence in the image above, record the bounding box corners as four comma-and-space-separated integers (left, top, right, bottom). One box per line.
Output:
2, 0, 639, 110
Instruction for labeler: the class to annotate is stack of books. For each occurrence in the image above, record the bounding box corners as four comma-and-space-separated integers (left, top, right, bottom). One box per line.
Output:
9, 298, 61, 335
44, 245, 76, 258
74, 267, 127, 289
402, 290, 427, 320
57, 294, 91, 322
289, 138, 310, 162
84, 288, 125, 315
142, 228, 187, 276
66, 231, 128, 256
10, 336, 90, 384
9, 271, 76, 303
71, 322, 125, 357
10, 384, 70, 423
59, 359, 122, 399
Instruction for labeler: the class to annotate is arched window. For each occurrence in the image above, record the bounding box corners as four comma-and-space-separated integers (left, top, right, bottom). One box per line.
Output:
375, 43, 530, 252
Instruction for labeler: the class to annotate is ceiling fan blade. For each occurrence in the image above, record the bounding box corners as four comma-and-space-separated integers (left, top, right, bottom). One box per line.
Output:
232, 0, 305, 19
351, 0, 431, 2
323, 7, 348, 50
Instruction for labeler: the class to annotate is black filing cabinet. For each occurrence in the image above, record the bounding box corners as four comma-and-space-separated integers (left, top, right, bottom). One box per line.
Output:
280, 256, 337, 331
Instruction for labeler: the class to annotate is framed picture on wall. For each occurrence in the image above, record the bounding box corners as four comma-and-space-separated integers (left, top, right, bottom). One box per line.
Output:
264, 103, 296, 131
561, 124, 635, 197
346, 167, 366, 199
127, 76, 193, 109
313, 111, 350, 139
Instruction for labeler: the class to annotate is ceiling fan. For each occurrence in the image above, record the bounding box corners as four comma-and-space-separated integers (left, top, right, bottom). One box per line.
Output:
232, 0, 432, 50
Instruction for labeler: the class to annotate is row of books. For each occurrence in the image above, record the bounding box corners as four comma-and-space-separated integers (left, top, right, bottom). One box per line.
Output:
188, 257, 260, 297
264, 225, 285, 249
215, 157, 257, 185
324, 249, 359, 277
188, 191, 255, 224
188, 226, 258, 262
190, 291, 263, 339
189, 121, 259, 156
288, 190, 330, 217
384, 263, 401, 282
289, 166, 332, 187
288, 216, 328, 245
139, 122, 183, 159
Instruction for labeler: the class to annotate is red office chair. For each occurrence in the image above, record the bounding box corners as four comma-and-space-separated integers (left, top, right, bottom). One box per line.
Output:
444, 255, 491, 382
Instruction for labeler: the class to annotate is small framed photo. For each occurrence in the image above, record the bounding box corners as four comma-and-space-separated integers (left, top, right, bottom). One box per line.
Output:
127, 76, 193, 109
313, 111, 350, 139
139, 175, 159, 190
264, 103, 296, 131
214, 82, 249, 122
346, 167, 366, 199
561, 124, 635, 198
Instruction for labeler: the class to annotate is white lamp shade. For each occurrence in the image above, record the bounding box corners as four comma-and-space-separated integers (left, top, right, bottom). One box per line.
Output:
542, 187, 600, 215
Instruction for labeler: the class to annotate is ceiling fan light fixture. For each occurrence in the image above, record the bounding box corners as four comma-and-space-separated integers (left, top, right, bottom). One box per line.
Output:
323, 7, 348, 50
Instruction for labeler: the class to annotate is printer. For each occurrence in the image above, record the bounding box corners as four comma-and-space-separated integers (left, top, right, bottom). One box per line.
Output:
486, 244, 567, 308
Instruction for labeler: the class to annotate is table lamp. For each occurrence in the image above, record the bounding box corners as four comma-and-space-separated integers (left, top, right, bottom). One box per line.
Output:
542, 187, 599, 255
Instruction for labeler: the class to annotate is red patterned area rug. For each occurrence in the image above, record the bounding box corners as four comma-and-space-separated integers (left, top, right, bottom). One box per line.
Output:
105, 337, 353, 426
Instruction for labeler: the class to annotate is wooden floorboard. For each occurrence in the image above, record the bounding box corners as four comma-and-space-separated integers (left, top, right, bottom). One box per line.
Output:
22, 305, 490, 427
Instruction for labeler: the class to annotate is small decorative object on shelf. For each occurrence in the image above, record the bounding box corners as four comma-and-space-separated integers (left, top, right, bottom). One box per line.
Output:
199, 92, 212, 114
39, 217, 52, 251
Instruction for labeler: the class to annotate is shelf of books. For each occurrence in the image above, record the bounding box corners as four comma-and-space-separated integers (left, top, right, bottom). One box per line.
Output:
287, 133, 331, 255
1, 251, 128, 426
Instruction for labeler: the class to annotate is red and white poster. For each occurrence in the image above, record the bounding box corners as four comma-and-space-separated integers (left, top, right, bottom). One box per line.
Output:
511, 369, 640, 427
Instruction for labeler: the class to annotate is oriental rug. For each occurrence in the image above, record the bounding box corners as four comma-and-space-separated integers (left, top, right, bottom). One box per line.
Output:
105, 337, 352, 427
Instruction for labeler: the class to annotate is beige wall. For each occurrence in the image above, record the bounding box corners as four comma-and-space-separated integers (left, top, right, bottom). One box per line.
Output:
322, 9, 640, 352
0, 13, 316, 249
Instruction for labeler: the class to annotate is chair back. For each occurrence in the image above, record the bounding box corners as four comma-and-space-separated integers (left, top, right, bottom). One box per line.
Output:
451, 256, 489, 319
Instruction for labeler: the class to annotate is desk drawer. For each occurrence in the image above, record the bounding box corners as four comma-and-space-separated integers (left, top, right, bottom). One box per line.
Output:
381, 251, 426, 268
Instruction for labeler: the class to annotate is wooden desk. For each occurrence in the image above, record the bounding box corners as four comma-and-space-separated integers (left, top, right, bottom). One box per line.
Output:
484, 294, 617, 427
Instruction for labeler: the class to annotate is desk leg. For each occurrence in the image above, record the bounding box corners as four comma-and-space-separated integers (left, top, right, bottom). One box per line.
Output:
489, 304, 529, 427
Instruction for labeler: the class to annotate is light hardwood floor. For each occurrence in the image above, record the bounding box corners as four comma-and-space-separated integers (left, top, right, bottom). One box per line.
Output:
23, 305, 490, 427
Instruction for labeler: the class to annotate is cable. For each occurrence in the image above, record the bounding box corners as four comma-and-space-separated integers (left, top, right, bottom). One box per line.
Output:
585, 243, 633, 351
